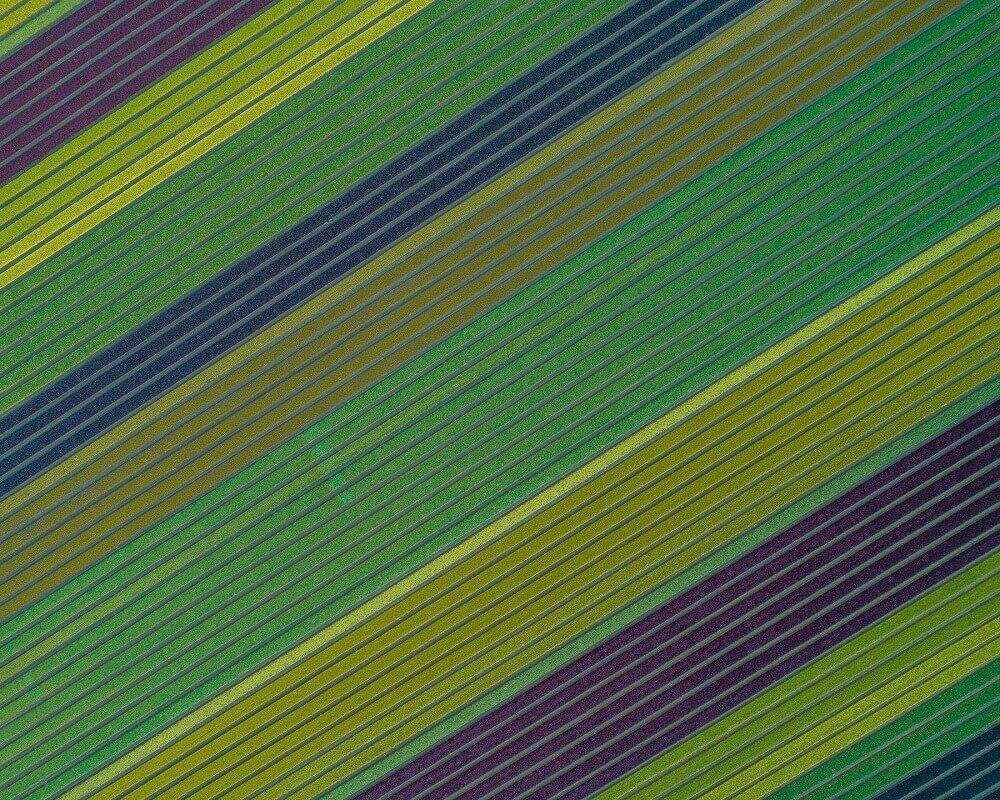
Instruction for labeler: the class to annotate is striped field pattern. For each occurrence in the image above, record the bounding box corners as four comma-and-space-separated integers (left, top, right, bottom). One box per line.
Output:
0, 0, 996, 798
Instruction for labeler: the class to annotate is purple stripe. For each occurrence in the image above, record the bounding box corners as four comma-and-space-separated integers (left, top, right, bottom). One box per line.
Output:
0, 0, 274, 185
446, 472, 999, 800
0, 0, 125, 75
357, 400, 1000, 800
522, 483, 999, 800
0, 0, 155, 91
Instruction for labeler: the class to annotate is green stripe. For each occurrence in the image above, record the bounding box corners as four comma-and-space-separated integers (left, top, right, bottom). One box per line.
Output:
765, 659, 1000, 800
0, 6, 994, 794
0, 0, 625, 413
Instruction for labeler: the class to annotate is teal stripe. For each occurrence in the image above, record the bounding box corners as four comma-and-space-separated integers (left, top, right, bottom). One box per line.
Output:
766, 660, 1000, 800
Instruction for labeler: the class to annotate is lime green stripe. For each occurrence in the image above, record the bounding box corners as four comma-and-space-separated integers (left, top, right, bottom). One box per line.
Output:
766, 660, 1000, 800
336, 377, 1000, 799
0, 0, 625, 413
592, 552, 1000, 800
0, 0, 87, 62
0, 0, 436, 290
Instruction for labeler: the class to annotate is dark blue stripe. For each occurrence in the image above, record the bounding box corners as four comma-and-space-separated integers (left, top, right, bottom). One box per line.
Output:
0, 0, 760, 497
874, 723, 1000, 800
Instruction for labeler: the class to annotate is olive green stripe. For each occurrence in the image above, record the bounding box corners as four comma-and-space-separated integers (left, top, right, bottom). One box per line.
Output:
0, 0, 983, 698
1, 130, 993, 799
0, 14, 991, 792
2, 0, 812, 600
67, 217, 998, 800
0, 0, 836, 792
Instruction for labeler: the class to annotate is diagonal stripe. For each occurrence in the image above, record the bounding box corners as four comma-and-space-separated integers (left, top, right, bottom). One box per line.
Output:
591, 552, 1000, 800
0, 0, 279, 185
0, 2, 991, 798
57, 206, 999, 800
439, 484, 1000, 800
356, 399, 1000, 800
0, 0, 772, 496
0, 0, 630, 415
0, 0, 436, 291
0, 78, 992, 796
0, 1, 89, 62
872, 724, 1000, 800
0, 0, 969, 626
2, 108, 995, 797
334, 381, 1000, 800
766, 661, 1000, 800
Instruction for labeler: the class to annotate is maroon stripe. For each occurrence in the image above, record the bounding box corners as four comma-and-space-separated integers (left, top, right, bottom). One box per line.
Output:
355, 400, 1000, 800
0, 0, 275, 185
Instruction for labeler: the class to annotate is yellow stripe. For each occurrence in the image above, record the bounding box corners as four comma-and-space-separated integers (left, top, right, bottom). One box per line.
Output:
0, 0, 58, 40
0, 0, 434, 290
127, 239, 1000, 799
63, 210, 1000, 800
